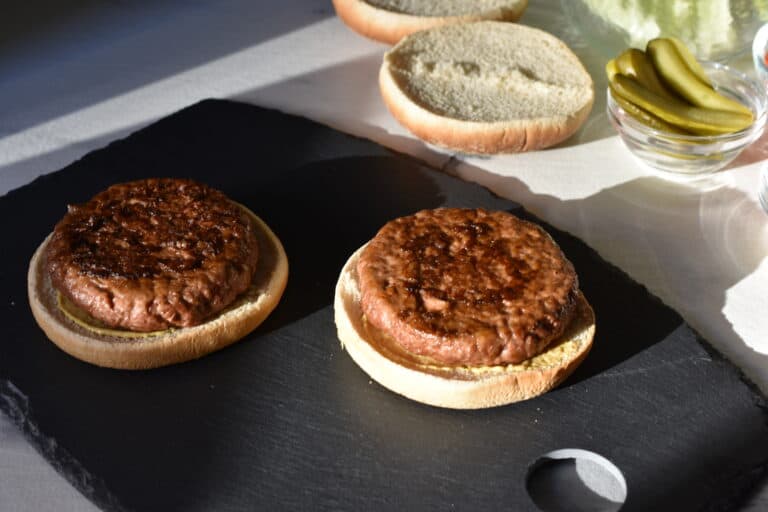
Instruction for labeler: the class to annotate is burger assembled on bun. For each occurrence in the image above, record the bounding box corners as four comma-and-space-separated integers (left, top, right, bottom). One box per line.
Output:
28, 178, 288, 369
334, 208, 594, 409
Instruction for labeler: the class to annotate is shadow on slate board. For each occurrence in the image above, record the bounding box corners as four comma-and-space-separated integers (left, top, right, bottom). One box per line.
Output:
1, 99, 768, 511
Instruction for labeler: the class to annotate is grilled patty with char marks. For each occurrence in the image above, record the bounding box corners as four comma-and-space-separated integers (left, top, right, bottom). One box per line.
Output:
356, 208, 579, 366
45, 178, 259, 332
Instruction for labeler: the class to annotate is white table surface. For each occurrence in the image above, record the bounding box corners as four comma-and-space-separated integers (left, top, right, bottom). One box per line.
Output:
1, 1, 767, 510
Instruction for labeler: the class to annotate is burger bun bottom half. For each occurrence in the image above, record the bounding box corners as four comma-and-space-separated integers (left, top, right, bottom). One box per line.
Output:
334, 245, 595, 409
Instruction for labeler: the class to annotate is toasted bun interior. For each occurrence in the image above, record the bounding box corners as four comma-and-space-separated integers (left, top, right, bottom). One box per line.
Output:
332, 0, 527, 45
379, 21, 595, 154
28, 207, 289, 370
334, 245, 595, 409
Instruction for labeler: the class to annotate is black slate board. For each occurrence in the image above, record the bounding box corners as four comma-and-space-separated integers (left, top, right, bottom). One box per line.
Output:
2, 99, 767, 511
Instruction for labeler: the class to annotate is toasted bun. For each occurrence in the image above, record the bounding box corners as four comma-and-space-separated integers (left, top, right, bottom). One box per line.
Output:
379, 21, 595, 154
332, 0, 527, 45
334, 245, 595, 409
28, 208, 289, 370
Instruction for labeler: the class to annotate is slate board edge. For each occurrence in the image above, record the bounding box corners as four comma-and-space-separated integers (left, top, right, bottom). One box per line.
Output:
2, 98, 768, 511
0, 379, 127, 512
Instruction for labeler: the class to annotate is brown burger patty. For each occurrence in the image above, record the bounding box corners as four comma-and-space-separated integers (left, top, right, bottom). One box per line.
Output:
357, 208, 579, 366
45, 178, 259, 332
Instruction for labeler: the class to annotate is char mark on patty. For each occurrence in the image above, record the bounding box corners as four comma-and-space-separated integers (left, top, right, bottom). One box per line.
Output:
45, 178, 259, 332
357, 208, 578, 366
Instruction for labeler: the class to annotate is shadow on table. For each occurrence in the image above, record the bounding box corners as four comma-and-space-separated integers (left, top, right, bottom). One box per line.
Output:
0, 0, 334, 136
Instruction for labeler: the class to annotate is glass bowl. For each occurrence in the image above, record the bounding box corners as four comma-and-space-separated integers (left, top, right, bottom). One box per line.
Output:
607, 61, 767, 177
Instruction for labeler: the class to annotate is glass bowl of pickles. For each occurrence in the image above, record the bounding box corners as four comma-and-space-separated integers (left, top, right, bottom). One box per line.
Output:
606, 38, 768, 177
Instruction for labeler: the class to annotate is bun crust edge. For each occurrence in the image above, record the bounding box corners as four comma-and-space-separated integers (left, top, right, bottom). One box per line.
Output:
28, 209, 289, 370
334, 245, 595, 409
332, 0, 527, 45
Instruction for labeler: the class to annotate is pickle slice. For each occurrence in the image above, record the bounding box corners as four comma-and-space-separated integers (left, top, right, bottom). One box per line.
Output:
616, 48, 678, 101
610, 74, 753, 135
668, 36, 712, 87
609, 85, 690, 134
647, 38, 753, 117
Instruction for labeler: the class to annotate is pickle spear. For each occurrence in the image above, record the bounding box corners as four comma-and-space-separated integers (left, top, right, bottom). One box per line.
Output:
616, 48, 678, 100
610, 74, 754, 135
647, 38, 753, 117
609, 85, 690, 134
668, 36, 712, 87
